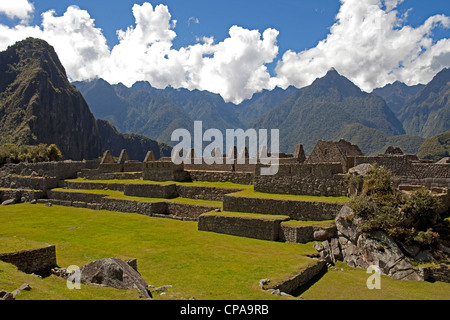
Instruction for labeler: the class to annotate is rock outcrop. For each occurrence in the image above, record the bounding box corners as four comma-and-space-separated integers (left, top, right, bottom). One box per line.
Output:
325, 204, 423, 280
62, 258, 152, 298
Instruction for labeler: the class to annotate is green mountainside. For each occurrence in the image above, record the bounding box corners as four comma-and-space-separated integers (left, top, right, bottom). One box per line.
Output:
0, 38, 102, 160
373, 81, 424, 116
417, 129, 450, 161
0, 38, 170, 161
335, 123, 425, 155
398, 68, 450, 138
252, 68, 405, 153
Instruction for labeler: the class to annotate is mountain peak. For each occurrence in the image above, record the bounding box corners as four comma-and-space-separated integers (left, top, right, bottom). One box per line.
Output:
309, 67, 362, 97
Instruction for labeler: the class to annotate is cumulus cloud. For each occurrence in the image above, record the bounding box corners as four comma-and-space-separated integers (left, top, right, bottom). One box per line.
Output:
0, 0, 34, 23
0, 0, 449, 103
274, 0, 450, 91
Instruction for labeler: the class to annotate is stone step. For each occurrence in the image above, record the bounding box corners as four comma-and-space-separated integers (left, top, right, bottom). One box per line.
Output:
198, 211, 290, 241
223, 192, 346, 221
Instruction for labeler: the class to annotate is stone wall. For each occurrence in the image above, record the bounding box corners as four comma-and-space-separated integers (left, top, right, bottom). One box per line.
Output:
198, 212, 289, 241
254, 163, 348, 197
1, 160, 99, 179
123, 183, 178, 199
0, 246, 57, 275
263, 260, 327, 294
47, 190, 107, 203
279, 222, 337, 243
175, 185, 244, 201
354, 155, 450, 188
0, 176, 60, 191
0, 189, 46, 202
223, 195, 344, 221
143, 162, 188, 182
187, 171, 254, 185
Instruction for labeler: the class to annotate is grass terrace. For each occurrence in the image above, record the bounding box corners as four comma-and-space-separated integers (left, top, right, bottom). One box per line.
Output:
1, 204, 449, 300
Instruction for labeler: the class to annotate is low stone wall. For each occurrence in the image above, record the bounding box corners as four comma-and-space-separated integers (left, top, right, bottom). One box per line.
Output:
124, 183, 178, 199
254, 163, 348, 197
0, 189, 45, 202
187, 171, 254, 185
263, 260, 327, 294
47, 190, 107, 203
1, 160, 99, 179
198, 212, 289, 241
279, 223, 337, 243
0, 176, 60, 191
223, 195, 344, 221
0, 246, 57, 275
176, 185, 244, 201
64, 181, 126, 191
167, 203, 220, 220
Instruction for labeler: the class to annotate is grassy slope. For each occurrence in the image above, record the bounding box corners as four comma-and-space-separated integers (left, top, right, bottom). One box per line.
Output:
1, 204, 449, 300
0, 204, 314, 300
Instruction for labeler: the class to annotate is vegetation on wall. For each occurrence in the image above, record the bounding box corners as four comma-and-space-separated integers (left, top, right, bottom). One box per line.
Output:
349, 166, 446, 249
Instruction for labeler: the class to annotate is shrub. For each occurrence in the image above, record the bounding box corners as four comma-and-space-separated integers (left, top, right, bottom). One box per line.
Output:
0, 143, 63, 165
349, 166, 443, 249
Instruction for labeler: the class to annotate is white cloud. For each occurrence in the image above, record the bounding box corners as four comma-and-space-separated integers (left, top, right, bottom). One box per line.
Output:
274, 0, 450, 91
0, 0, 34, 23
0, 0, 449, 103
188, 16, 200, 26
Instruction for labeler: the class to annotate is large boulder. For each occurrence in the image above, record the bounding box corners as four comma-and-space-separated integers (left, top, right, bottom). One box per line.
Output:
78, 258, 152, 298
334, 204, 422, 281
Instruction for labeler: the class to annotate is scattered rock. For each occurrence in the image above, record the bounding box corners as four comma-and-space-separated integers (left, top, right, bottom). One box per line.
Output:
0, 290, 14, 300
11, 283, 31, 297
313, 228, 335, 241
1, 199, 16, 206
45, 202, 52, 207
154, 285, 172, 292
259, 279, 270, 289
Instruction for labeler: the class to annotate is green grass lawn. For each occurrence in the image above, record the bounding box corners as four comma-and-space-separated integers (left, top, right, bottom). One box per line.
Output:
1, 204, 449, 300
0, 203, 314, 300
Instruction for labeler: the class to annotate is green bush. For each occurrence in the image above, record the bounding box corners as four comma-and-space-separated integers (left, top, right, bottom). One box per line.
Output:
349, 166, 443, 249
0, 143, 63, 165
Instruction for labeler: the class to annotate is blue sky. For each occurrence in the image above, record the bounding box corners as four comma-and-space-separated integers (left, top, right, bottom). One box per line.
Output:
0, 0, 449, 103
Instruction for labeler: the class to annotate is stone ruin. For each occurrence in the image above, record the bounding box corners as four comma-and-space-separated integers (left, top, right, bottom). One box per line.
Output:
0, 138, 449, 293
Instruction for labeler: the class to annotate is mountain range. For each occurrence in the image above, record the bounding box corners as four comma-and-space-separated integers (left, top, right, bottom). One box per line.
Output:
76, 66, 450, 156
1, 37, 450, 161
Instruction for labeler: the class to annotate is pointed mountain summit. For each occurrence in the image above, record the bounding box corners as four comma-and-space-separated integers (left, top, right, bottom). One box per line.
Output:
0, 38, 171, 161
0, 38, 102, 160
252, 68, 405, 153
